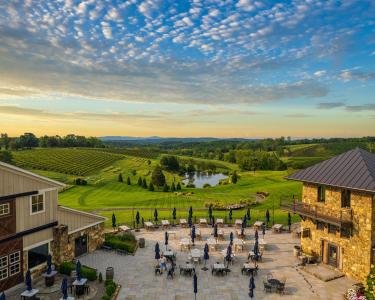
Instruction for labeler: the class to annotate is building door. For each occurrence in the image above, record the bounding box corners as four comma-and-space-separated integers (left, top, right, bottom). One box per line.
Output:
74, 235, 88, 257
328, 243, 338, 267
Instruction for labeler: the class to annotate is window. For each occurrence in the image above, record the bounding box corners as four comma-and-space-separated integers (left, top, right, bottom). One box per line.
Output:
31, 194, 44, 214
302, 228, 311, 238
316, 222, 325, 231
9, 252, 20, 264
28, 243, 48, 269
317, 186, 325, 202
0, 268, 8, 281
341, 190, 351, 208
341, 227, 351, 238
328, 224, 338, 234
0, 256, 7, 269
9, 263, 20, 276
0, 203, 10, 216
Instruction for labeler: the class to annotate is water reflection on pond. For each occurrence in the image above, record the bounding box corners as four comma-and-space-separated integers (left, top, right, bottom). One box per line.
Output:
182, 172, 228, 188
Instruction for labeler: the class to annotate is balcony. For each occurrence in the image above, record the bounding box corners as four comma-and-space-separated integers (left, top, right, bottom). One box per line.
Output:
280, 198, 353, 228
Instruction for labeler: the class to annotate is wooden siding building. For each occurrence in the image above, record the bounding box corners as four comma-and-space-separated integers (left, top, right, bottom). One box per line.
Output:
0, 162, 106, 292
282, 148, 375, 281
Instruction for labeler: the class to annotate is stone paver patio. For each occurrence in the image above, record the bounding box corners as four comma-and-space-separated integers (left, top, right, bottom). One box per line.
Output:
80, 226, 357, 300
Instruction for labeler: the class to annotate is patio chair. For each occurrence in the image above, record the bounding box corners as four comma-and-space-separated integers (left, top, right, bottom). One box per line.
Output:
263, 279, 272, 293
193, 257, 200, 264
167, 267, 175, 279
155, 265, 162, 275
83, 284, 90, 295
276, 283, 285, 295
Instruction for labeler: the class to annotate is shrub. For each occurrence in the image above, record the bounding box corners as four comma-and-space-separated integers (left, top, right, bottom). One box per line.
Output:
186, 183, 195, 188
100, 296, 110, 300
203, 183, 211, 188
105, 280, 117, 297
98, 272, 103, 283
59, 261, 97, 281
104, 233, 136, 253
75, 178, 87, 185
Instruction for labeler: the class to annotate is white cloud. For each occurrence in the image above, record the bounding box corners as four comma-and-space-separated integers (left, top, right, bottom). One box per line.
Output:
182, 16, 194, 26
236, 0, 255, 12
314, 70, 326, 77
101, 22, 112, 39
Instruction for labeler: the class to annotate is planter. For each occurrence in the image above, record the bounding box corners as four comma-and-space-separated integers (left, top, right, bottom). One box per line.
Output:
139, 238, 145, 248
293, 245, 301, 257
106, 267, 114, 281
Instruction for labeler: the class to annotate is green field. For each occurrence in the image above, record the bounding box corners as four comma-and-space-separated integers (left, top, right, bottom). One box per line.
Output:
11, 148, 302, 227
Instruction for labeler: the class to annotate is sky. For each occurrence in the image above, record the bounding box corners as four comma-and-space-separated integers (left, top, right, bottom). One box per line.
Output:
0, 0, 374, 138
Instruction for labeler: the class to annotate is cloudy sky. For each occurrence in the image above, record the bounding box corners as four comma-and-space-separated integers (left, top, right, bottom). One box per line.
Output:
0, 0, 374, 138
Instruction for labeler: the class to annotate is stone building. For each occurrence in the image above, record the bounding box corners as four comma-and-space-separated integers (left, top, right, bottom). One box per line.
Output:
0, 162, 106, 292
282, 148, 375, 281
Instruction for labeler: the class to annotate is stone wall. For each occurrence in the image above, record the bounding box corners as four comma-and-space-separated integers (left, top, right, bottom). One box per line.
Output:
51, 223, 105, 265
301, 183, 373, 281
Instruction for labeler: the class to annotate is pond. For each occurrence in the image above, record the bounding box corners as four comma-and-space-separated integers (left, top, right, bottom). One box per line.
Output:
182, 172, 228, 188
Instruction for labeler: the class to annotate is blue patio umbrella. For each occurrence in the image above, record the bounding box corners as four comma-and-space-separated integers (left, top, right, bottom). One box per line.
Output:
249, 275, 255, 298
61, 277, 68, 300
165, 231, 169, 250
136, 211, 140, 228
111, 213, 116, 229
246, 207, 251, 221
191, 225, 196, 245
188, 215, 193, 228
226, 244, 232, 266
242, 215, 247, 228
229, 208, 233, 224
193, 273, 198, 300
155, 242, 160, 260
76, 260, 82, 281
208, 205, 213, 220
172, 207, 177, 221
154, 208, 158, 222
288, 212, 292, 231
46, 254, 52, 274
255, 229, 259, 241
25, 269, 32, 291
0, 292, 5, 300
253, 240, 259, 257
229, 232, 233, 245
213, 224, 218, 239
266, 209, 270, 224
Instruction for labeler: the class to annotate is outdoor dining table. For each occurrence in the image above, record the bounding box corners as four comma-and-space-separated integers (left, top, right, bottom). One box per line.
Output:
207, 238, 218, 251
191, 248, 202, 263
167, 230, 177, 239
212, 263, 226, 275
21, 289, 39, 300
254, 221, 265, 230
164, 250, 174, 258
233, 238, 245, 252
218, 229, 224, 240
242, 263, 257, 276
161, 220, 170, 229
235, 219, 243, 228
180, 219, 187, 228
73, 278, 88, 297
180, 238, 191, 251
195, 228, 202, 240
221, 249, 235, 259
145, 221, 154, 230
199, 218, 208, 227
216, 218, 224, 227
272, 224, 283, 233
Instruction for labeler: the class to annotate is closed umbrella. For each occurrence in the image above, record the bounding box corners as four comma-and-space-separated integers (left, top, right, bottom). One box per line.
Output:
241, 227, 245, 237
189, 206, 193, 219
0, 292, 5, 300
229, 232, 233, 245
288, 212, 292, 232
255, 229, 259, 241
202, 243, 209, 271
253, 240, 259, 258
46, 254, 52, 274
242, 215, 247, 228
61, 277, 68, 300
211, 215, 215, 228
164, 231, 169, 250
25, 269, 32, 291
249, 275, 255, 298
188, 215, 193, 228
214, 224, 218, 240
172, 207, 177, 224
111, 213, 116, 230
136, 211, 140, 229
76, 260, 82, 282
266, 209, 270, 225
155, 242, 160, 260
262, 225, 266, 237
229, 208, 233, 225
193, 273, 198, 300
208, 205, 213, 220
226, 244, 232, 267
191, 225, 196, 245
154, 208, 158, 222
246, 207, 251, 221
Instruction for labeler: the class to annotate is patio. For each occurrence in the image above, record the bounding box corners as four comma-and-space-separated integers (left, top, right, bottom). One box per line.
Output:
79, 225, 357, 300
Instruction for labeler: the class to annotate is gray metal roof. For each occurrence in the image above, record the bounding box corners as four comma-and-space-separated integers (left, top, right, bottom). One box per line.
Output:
285, 148, 375, 193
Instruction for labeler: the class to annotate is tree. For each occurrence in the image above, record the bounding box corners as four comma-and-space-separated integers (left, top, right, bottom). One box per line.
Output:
19, 132, 38, 148
0, 133, 10, 150
160, 155, 180, 172
0, 150, 13, 163
231, 171, 238, 184
176, 182, 182, 190
142, 178, 148, 189
118, 173, 123, 182
127, 177, 131, 185
171, 182, 176, 192
163, 183, 169, 192
137, 177, 143, 186
187, 163, 196, 173
148, 182, 154, 191
151, 165, 166, 187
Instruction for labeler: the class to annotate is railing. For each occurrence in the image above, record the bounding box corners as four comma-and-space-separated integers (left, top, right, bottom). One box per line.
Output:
280, 197, 353, 227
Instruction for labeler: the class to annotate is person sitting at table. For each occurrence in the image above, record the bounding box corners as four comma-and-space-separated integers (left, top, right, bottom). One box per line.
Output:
159, 255, 167, 273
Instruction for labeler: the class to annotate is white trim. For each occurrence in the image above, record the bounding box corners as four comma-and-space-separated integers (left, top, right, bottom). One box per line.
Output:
0, 203, 10, 216
30, 192, 45, 215
9, 262, 21, 276
0, 161, 65, 188
58, 205, 107, 221
0, 267, 8, 281
9, 251, 20, 264
68, 221, 104, 235
23, 239, 53, 251
0, 255, 8, 269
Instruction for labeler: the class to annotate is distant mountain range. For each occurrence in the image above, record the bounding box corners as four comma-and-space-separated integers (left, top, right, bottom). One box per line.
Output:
100, 136, 255, 143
